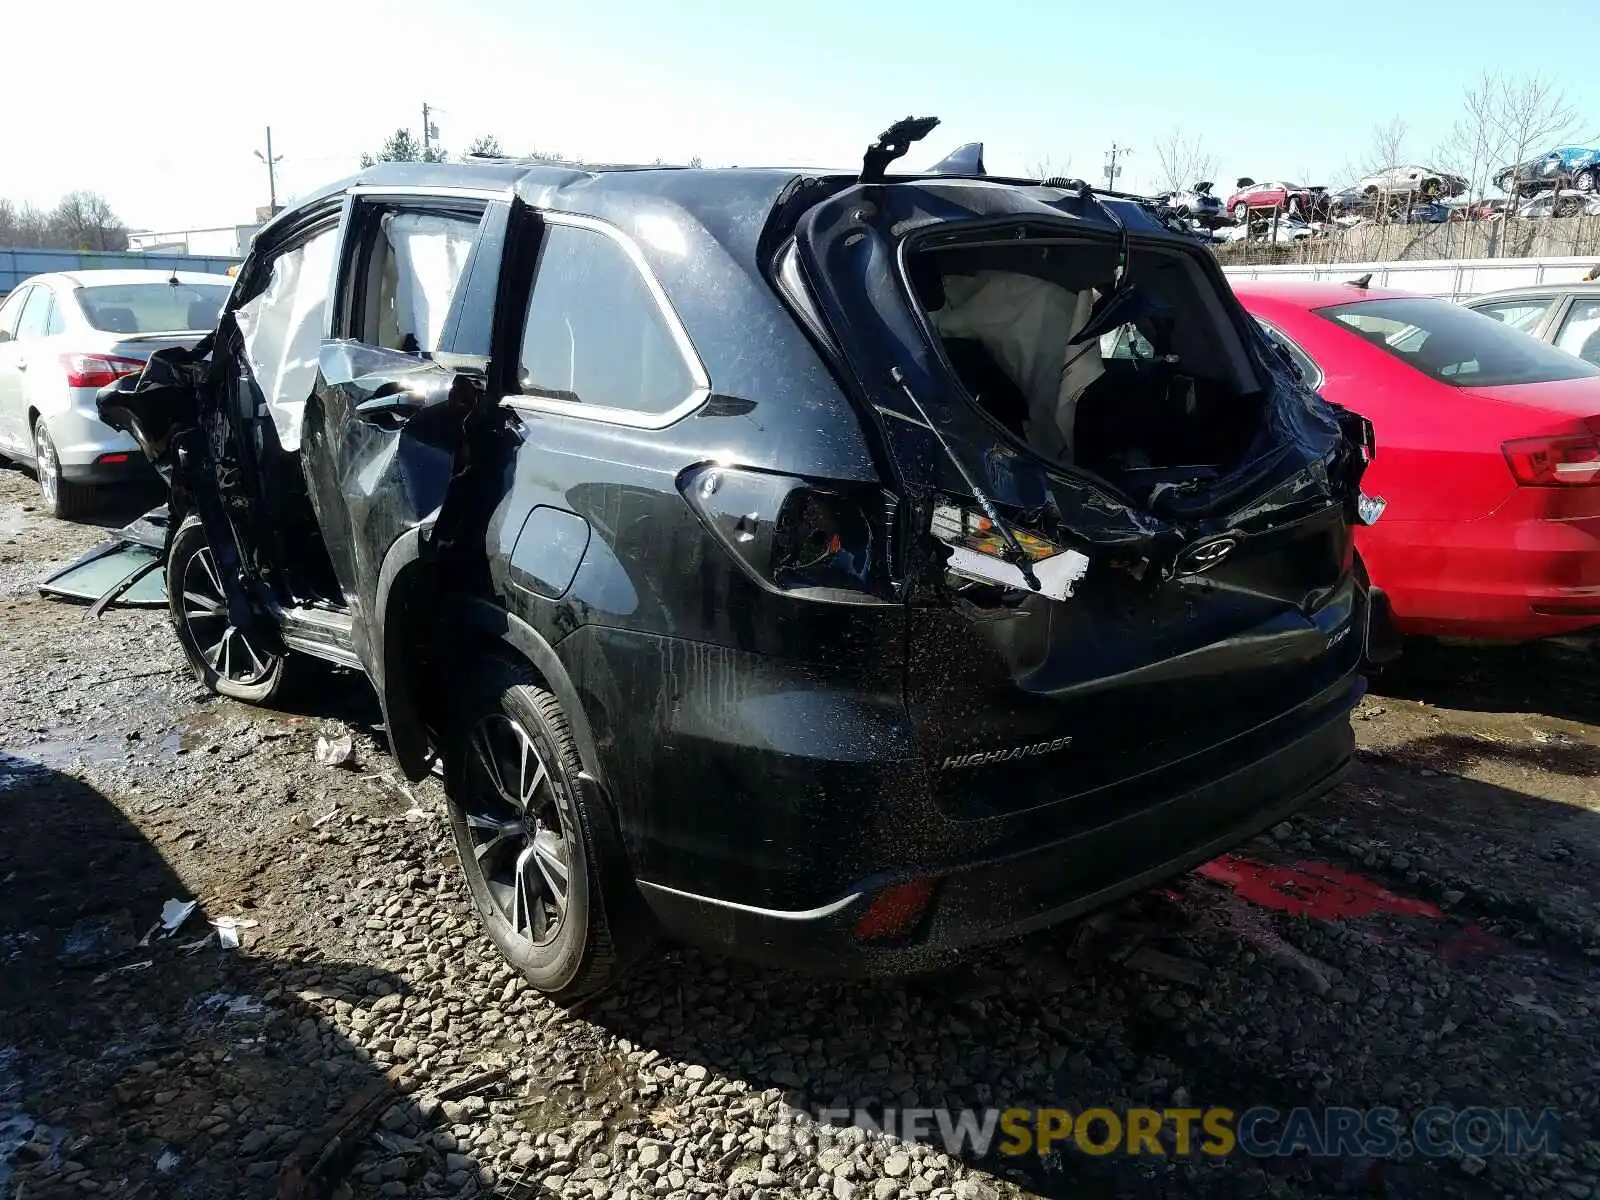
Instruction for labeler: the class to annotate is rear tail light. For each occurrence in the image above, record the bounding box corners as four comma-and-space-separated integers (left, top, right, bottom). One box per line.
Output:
679, 464, 897, 602
1502, 432, 1600, 486
62, 353, 146, 389
95, 453, 131, 465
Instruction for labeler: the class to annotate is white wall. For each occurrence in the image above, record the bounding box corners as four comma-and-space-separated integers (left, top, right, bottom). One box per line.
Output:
1221, 255, 1600, 300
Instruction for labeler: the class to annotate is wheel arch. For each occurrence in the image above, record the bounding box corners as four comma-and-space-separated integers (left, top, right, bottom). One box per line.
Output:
372, 524, 611, 797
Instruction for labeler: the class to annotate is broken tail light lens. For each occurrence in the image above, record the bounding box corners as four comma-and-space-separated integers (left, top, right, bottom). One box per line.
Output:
1502, 432, 1600, 486
931, 501, 1090, 600
63, 353, 146, 389
679, 463, 896, 601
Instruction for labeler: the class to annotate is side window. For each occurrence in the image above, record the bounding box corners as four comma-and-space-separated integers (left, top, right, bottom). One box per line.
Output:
0, 287, 30, 343
517, 223, 697, 416
15, 288, 55, 340
354, 208, 480, 354
1472, 297, 1553, 334
1552, 297, 1600, 365
44, 294, 65, 335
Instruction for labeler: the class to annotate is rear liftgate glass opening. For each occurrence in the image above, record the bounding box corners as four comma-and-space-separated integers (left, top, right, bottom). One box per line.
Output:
903, 228, 1271, 513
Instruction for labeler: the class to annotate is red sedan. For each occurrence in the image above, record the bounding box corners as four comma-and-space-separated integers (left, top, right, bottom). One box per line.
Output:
1233, 280, 1600, 642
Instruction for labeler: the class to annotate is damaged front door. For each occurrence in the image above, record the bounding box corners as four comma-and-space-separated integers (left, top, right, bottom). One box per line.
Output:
299, 191, 511, 777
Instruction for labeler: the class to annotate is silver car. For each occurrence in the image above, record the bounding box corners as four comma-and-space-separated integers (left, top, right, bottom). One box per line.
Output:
1464, 282, 1600, 368
0, 269, 232, 518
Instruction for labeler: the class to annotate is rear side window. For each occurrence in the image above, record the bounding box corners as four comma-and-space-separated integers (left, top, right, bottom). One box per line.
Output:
1471, 295, 1554, 334
77, 282, 229, 333
15, 288, 56, 339
1553, 297, 1600, 365
517, 223, 697, 416
1316, 296, 1600, 387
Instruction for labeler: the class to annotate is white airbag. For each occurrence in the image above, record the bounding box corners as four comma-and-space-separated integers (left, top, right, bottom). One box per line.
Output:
234, 227, 338, 453
931, 270, 1105, 463
380, 212, 477, 353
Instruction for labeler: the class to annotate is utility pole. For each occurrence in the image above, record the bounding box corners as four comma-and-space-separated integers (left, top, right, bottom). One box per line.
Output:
422, 102, 439, 156
254, 127, 283, 210
1104, 143, 1131, 191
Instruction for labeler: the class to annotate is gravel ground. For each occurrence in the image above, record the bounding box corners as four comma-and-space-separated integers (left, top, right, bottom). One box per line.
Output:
1, 462, 1597, 1200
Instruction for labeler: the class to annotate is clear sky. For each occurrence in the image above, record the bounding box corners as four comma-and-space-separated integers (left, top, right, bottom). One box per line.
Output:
7, 0, 1600, 232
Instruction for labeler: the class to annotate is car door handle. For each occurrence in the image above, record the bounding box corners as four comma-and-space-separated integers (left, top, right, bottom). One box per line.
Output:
354, 391, 429, 424
15, 360, 25, 372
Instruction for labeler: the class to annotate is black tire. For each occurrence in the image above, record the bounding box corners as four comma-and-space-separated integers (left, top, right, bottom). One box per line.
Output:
167, 516, 288, 703
1576, 168, 1598, 194
32, 418, 93, 521
444, 658, 650, 1003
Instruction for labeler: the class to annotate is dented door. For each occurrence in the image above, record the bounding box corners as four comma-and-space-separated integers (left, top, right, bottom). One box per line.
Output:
298, 193, 510, 772
793, 183, 1371, 817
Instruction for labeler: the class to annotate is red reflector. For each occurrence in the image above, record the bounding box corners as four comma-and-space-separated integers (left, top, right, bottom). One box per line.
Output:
96, 453, 130, 465
62, 353, 146, 389
854, 879, 935, 942
1502, 433, 1600, 486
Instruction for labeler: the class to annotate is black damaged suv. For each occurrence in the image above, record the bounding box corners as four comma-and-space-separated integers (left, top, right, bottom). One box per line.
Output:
101, 121, 1377, 1000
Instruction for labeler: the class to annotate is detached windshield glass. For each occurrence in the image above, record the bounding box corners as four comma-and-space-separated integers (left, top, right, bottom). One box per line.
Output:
76, 282, 230, 334
1315, 296, 1600, 387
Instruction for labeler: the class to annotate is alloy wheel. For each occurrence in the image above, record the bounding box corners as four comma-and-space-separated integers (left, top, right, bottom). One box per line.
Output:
34, 427, 58, 510
180, 545, 275, 685
460, 712, 576, 947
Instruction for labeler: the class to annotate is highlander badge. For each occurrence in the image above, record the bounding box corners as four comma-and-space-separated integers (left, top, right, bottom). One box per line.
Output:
941, 736, 1072, 770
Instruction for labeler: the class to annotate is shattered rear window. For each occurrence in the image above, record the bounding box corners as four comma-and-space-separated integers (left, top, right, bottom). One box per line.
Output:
76, 283, 229, 335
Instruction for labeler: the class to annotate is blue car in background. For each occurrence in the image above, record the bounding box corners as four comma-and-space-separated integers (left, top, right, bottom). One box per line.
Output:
1494, 146, 1600, 197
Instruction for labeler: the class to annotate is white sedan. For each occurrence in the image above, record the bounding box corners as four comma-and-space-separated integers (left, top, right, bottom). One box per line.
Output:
0, 269, 231, 518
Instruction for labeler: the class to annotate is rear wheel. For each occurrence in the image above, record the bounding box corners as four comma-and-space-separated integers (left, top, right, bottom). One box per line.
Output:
167, 516, 288, 703
1575, 168, 1598, 194
444, 659, 651, 1003
32, 419, 92, 521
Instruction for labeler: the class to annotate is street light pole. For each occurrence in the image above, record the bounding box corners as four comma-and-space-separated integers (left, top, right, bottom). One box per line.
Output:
1104, 142, 1132, 191
254, 127, 283, 210
422, 103, 432, 155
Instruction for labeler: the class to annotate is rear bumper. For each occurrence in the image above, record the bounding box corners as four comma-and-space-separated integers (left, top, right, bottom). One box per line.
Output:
48, 404, 143, 470
60, 456, 156, 486
633, 671, 1361, 976
1360, 512, 1600, 641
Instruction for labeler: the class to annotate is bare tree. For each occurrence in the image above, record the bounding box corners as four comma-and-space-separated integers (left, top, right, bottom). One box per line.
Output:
1361, 116, 1410, 175
1153, 128, 1218, 195
48, 191, 127, 251
1490, 72, 1581, 199
1029, 156, 1073, 182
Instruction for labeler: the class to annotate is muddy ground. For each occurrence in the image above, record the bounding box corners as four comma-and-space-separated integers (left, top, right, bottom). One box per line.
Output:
0, 462, 1596, 1200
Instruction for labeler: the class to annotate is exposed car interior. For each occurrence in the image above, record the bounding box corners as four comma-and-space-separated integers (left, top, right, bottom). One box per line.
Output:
906, 235, 1268, 502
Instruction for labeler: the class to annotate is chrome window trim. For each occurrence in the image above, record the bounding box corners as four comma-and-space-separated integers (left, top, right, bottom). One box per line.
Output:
499, 210, 709, 430
346, 184, 508, 202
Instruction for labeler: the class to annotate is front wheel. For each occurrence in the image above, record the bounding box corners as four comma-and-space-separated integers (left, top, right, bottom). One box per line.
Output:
1575, 168, 1598, 194
167, 516, 288, 703
444, 660, 651, 1003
